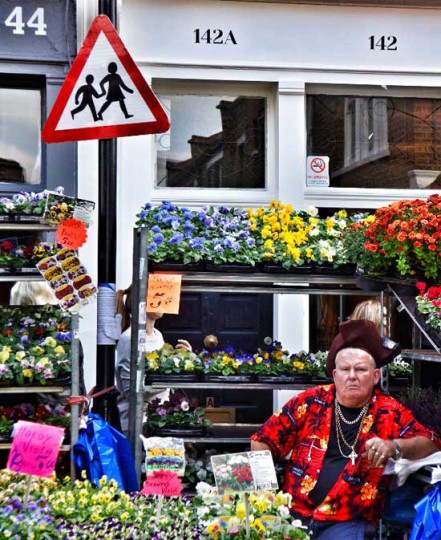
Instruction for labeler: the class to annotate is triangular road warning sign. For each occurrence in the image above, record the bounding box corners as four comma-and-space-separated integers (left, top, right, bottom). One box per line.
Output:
42, 15, 170, 143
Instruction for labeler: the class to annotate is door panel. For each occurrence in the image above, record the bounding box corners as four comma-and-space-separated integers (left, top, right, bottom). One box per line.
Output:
156, 292, 274, 424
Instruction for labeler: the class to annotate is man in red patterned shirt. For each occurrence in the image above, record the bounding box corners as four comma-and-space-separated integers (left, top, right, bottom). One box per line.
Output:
251, 319, 441, 539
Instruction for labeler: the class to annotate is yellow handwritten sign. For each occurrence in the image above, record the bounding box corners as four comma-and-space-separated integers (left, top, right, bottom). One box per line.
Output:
146, 273, 181, 314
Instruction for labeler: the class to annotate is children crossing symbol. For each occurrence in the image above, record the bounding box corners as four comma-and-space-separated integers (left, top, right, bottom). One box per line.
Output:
42, 15, 169, 143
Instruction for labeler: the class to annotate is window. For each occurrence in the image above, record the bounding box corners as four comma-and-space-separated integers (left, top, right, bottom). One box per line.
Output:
307, 91, 441, 189
344, 97, 389, 168
0, 77, 43, 186
154, 82, 268, 190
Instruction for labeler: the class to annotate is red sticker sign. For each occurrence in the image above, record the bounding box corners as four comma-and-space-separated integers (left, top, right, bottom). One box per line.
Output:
56, 219, 88, 249
141, 469, 183, 497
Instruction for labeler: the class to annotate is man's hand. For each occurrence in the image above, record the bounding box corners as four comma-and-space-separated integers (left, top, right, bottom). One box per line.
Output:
363, 436, 439, 467
175, 339, 192, 352
363, 437, 396, 467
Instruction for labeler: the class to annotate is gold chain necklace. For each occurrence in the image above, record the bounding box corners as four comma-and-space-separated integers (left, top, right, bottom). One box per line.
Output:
334, 401, 369, 466
336, 400, 369, 425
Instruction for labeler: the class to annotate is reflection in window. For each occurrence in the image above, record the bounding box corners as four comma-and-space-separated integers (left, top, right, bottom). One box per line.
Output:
307, 94, 441, 189
0, 88, 41, 184
156, 94, 265, 188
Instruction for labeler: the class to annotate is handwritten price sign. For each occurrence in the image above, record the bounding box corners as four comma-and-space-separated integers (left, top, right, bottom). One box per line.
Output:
56, 218, 88, 249
146, 273, 182, 314
7, 421, 65, 478
141, 469, 183, 497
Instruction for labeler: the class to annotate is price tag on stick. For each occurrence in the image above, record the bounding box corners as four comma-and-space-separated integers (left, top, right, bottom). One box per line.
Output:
56, 218, 88, 249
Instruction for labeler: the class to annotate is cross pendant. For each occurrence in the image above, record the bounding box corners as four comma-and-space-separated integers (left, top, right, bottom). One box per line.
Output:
349, 449, 357, 466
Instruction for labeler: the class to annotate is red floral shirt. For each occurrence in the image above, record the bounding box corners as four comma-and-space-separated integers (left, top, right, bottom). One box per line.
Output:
251, 384, 441, 524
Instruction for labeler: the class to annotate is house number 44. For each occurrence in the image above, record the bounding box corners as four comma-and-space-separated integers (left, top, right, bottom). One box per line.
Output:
194, 29, 237, 45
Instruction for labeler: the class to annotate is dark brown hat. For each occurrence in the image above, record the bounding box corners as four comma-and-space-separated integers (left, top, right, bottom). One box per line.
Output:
326, 319, 401, 376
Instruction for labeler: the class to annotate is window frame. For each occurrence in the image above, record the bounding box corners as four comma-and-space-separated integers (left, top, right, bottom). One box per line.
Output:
0, 73, 46, 193
151, 79, 277, 207
305, 84, 441, 209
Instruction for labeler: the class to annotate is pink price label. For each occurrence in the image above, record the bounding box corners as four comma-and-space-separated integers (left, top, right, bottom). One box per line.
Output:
141, 469, 183, 497
7, 421, 65, 478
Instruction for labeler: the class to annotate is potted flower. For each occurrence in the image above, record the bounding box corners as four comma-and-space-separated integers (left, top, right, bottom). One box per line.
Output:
146, 390, 211, 436
145, 343, 203, 382
201, 346, 256, 382
10, 190, 51, 222
343, 195, 441, 281
136, 200, 206, 268
248, 201, 314, 271
196, 205, 259, 270
388, 356, 412, 385
194, 482, 310, 539
0, 406, 14, 441
415, 282, 441, 332
0, 240, 14, 273
252, 340, 298, 382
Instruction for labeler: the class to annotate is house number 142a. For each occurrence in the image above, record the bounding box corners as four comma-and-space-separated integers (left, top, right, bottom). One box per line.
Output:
194, 29, 237, 45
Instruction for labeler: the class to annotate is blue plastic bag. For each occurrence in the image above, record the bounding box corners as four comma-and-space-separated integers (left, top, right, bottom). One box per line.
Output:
73, 413, 138, 493
409, 481, 441, 540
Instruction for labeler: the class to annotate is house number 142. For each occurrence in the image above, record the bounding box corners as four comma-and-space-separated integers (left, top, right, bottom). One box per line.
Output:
194, 29, 237, 45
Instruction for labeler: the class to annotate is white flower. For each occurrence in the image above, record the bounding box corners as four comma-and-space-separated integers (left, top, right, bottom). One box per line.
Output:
197, 506, 210, 518
181, 400, 190, 412
278, 505, 290, 518
307, 205, 318, 216
196, 481, 213, 495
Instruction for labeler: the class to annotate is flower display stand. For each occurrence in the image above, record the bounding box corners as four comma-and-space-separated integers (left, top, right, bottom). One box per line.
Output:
129, 226, 440, 482
0, 222, 81, 475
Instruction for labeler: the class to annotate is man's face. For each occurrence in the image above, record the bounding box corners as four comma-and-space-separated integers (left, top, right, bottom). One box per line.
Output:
333, 348, 380, 407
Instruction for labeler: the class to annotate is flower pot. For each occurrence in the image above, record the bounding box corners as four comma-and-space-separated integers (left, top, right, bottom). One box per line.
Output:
148, 260, 205, 272
316, 263, 356, 275
356, 276, 388, 292
12, 214, 44, 224
202, 374, 256, 383
260, 263, 313, 274
145, 372, 201, 384
311, 376, 334, 385
0, 432, 12, 443
14, 267, 39, 275
0, 263, 12, 274
389, 376, 411, 387
255, 374, 311, 384
204, 262, 256, 273
147, 424, 207, 437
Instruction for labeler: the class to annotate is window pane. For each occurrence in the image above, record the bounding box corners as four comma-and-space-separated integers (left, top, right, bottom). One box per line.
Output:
156, 94, 265, 188
0, 88, 41, 184
308, 94, 441, 189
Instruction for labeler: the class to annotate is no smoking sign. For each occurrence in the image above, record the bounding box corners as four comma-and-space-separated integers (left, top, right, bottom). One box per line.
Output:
306, 155, 330, 187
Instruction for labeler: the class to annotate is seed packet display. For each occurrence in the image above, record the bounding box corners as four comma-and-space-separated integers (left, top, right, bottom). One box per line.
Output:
37, 248, 97, 312
140, 435, 186, 477
211, 450, 278, 495
43, 193, 95, 226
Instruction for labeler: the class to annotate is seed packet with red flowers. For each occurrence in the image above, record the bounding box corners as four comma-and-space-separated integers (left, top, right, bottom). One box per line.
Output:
211, 450, 278, 495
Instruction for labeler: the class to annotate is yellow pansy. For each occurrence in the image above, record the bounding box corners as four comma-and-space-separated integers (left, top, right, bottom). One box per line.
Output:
54, 346, 65, 354
44, 337, 57, 348
22, 369, 33, 378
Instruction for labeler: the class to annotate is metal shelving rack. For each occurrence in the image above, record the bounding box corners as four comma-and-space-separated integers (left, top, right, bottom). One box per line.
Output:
0, 222, 80, 476
129, 227, 440, 480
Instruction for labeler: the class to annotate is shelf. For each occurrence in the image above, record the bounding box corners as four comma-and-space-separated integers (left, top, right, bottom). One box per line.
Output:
145, 382, 314, 391
401, 350, 441, 363
0, 386, 70, 394
0, 274, 43, 282
177, 271, 373, 295
0, 223, 55, 231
